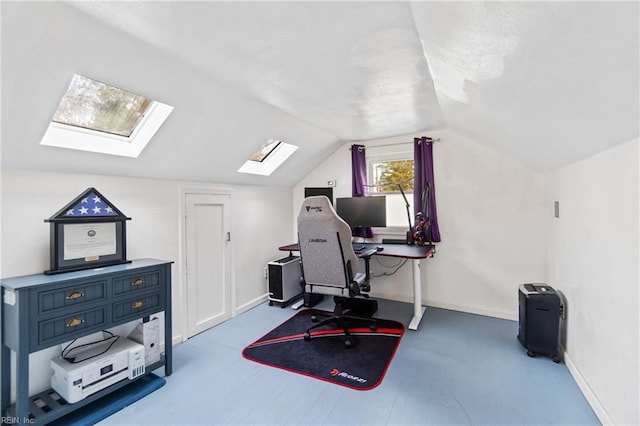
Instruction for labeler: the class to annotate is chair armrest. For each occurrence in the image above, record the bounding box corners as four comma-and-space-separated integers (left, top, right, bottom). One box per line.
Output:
355, 249, 376, 293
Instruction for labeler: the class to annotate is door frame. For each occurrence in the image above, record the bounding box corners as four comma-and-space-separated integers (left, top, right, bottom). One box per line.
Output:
179, 186, 235, 343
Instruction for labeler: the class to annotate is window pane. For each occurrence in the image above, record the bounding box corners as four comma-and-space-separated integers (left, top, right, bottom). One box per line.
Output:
249, 139, 282, 162
372, 159, 414, 192
52, 74, 153, 137
385, 193, 414, 227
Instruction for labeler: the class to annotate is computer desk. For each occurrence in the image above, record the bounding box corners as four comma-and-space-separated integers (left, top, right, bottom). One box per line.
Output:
278, 242, 436, 330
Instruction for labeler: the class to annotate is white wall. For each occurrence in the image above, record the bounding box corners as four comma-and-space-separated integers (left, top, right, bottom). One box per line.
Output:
547, 139, 639, 425
294, 128, 548, 319
1, 168, 291, 398
295, 132, 639, 424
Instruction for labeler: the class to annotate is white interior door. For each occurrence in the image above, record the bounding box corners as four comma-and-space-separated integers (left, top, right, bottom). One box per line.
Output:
185, 193, 231, 338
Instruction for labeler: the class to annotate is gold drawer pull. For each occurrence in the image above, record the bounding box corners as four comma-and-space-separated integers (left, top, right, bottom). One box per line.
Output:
66, 291, 84, 300
131, 300, 145, 309
66, 318, 85, 328
131, 278, 145, 286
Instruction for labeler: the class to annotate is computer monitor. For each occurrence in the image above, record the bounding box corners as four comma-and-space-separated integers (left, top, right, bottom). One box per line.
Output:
304, 187, 333, 205
335, 196, 386, 228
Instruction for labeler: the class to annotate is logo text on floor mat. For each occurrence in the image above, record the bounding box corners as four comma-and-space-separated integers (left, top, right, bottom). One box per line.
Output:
330, 368, 367, 383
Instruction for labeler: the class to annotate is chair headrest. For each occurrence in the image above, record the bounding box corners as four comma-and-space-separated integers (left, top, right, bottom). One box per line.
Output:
298, 196, 334, 222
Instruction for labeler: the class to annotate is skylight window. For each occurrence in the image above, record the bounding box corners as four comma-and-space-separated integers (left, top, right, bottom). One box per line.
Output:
52, 74, 152, 137
249, 139, 281, 162
237, 139, 298, 176
40, 74, 173, 158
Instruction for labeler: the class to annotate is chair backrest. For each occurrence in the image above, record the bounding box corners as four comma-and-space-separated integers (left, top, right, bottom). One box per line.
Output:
297, 196, 359, 295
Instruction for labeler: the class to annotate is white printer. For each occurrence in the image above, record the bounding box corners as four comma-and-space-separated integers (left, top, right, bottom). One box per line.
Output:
51, 337, 145, 403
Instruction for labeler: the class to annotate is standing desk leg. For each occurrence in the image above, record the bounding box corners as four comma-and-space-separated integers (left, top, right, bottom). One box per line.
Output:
408, 259, 426, 330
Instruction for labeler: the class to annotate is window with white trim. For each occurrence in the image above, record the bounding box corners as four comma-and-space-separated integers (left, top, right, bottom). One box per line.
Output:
367, 145, 414, 229
40, 74, 173, 158
237, 139, 299, 176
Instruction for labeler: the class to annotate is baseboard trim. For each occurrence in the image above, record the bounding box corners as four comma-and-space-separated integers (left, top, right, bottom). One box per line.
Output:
367, 293, 517, 321
562, 347, 612, 425
426, 299, 517, 321
171, 296, 268, 346
236, 293, 269, 315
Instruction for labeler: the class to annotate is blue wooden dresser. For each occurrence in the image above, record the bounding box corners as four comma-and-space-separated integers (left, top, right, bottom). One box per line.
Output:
1, 259, 173, 424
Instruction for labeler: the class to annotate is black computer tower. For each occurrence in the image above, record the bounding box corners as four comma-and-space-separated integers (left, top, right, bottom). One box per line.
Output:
517, 283, 562, 363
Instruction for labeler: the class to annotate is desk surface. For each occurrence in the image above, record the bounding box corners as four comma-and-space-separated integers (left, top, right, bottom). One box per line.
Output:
279, 242, 435, 259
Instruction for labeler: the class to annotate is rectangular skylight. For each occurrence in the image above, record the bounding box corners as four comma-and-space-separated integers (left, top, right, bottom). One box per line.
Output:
52, 74, 152, 137
40, 74, 173, 158
249, 139, 282, 162
238, 140, 298, 176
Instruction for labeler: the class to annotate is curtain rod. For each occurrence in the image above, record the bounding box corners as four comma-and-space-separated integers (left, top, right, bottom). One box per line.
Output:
350, 137, 441, 151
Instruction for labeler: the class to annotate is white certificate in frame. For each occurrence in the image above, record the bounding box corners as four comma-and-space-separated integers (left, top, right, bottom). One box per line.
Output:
63, 222, 117, 260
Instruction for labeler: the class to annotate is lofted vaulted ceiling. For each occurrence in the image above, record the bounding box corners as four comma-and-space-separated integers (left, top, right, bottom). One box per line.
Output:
1, 1, 638, 186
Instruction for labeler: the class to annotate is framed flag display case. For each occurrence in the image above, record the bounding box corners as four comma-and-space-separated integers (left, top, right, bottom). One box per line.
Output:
44, 187, 131, 274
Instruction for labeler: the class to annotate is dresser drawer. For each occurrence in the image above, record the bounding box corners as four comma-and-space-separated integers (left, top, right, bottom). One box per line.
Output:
38, 306, 107, 348
112, 270, 161, 296
38, 280, 107, 315
112, 293, 161, 322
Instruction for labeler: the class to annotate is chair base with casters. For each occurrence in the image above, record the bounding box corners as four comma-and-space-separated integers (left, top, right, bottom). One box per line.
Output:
303, 295, 378, 348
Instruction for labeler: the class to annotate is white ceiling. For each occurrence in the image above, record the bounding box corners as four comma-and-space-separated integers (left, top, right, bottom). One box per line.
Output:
1, 1, 638, 186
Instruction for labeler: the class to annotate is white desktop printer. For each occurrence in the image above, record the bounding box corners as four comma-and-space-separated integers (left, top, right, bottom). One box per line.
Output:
51, 337, 145, 403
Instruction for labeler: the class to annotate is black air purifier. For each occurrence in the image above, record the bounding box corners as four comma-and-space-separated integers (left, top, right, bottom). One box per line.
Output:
517, 283, 562, 363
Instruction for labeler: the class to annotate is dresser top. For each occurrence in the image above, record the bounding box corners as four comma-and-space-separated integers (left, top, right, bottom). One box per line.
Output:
0, 259, 173, 290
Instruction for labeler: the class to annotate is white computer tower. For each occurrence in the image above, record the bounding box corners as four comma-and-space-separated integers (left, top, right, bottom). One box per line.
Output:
267, 255, 302, 307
